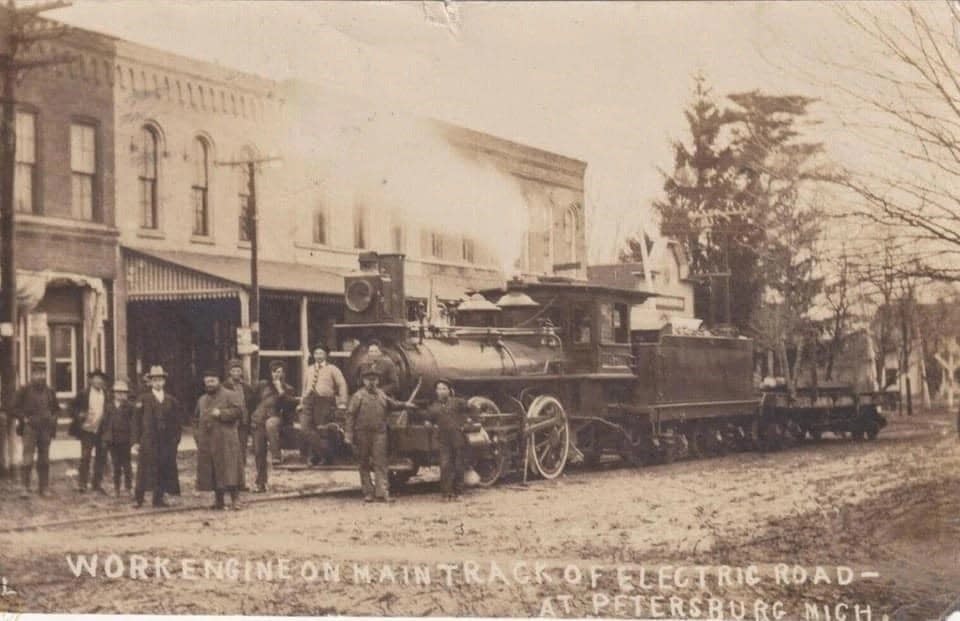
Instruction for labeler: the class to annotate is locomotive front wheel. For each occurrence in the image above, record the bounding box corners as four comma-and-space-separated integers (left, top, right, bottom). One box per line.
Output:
525, 395, 570, 480
467, 396, 507, 487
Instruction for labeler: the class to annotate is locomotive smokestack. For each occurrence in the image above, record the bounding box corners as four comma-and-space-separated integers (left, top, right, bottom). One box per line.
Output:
378, 253, 406, 323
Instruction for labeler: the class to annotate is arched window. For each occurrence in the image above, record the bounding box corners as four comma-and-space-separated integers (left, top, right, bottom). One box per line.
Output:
139, 126, 159, 229
192, 137, 211, 236
313, 204, 327, 245
563, 205, 579, 263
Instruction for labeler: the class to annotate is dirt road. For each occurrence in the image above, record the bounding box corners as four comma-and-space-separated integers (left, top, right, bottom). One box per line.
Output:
1, 414, 958, 619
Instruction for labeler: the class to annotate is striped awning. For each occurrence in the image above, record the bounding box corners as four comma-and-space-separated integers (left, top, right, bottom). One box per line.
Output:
125, 249, 237, 301
123, 247, 347, 304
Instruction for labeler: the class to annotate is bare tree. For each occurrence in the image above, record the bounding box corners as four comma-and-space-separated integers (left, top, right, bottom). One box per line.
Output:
827, 2, 960, 282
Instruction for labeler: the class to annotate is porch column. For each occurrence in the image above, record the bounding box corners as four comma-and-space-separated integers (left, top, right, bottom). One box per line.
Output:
239, 289, 251, 382
114, 249, 128, 381
300, 296, 309, 384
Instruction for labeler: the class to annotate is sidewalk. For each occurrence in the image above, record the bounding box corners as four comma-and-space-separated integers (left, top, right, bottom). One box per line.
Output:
47, 426, 198, 462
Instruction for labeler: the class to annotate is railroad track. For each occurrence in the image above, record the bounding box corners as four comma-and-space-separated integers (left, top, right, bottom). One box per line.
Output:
0, 424, 941, 536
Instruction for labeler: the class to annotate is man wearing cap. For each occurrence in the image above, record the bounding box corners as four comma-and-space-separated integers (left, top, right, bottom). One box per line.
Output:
102, 379, 135, 496
250, 360, 298, 493
424, 378, 477, 501
222, 358, 257, 490
195, 369, 245, 510
300, 345, 348, 465
345, 364, 415, 503
12, 362, 60, 497
132, 365, 183, 508
70, 369, 111, 494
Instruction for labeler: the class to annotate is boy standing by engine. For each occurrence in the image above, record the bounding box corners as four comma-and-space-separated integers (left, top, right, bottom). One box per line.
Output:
425, 378, 477, 501
344, 364, 414, 503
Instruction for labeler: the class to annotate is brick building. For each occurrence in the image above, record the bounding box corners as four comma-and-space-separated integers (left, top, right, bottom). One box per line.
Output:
9, 20, 588, 406
11, 27, 117, 401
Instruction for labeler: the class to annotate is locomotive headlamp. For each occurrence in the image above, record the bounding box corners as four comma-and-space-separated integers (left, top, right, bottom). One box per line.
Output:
346, 278, 374, 313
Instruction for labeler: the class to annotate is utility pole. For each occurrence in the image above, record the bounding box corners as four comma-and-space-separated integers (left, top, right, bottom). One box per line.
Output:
0, 1, 72, 476
214, 156, 279, 382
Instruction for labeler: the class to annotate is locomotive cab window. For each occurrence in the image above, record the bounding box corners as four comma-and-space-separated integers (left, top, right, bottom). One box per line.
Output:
572, 304, 592, 345
600, 302, 629, 344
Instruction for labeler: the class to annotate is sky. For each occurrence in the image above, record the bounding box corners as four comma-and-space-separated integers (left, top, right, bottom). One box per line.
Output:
47, 0, 931, 263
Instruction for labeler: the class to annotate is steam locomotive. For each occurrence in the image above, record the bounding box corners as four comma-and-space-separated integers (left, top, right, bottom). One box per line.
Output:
324, 252, 886, 487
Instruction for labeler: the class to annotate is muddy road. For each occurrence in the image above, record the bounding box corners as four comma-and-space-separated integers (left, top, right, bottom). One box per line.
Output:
1, 414, 957, 618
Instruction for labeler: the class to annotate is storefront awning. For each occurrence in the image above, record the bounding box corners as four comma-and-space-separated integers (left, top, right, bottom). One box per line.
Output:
123, 247, 346, 302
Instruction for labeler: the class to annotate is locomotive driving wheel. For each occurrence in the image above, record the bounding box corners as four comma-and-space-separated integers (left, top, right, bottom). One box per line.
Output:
467, 396, 507, 487
525, 395, 570, 480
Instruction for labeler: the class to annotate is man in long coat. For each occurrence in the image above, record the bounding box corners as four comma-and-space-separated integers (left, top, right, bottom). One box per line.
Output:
222, 358, 256, 490
195, 369, 244, 510
133, 365, 183, 508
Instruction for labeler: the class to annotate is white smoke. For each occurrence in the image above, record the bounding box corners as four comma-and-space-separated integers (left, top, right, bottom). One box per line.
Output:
282, 88, 529, 274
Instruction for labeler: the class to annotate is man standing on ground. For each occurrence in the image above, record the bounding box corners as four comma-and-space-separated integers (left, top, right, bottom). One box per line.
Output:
102, 379, 135, 497
195, 369, 245, 510
424, 378, 476, 501
300, 345, 348, 465
133, 365, 183, 508
70, 369, 110, 494
223, 358, 256, 490
344, 364, 414, 503
250, 360, 298, 493
13, 362, 60, 498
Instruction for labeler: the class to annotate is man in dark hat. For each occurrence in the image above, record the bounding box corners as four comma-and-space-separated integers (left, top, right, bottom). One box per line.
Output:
222, 358, 256, 490
133, 365, 183, 508
13, 361, 60, 497
102, 379, 135, 497
250, 359, 298, 493
344, 364, 415, 503
71, 369, 111, 493
424, 378, 477, 501
195, 369, 245, 510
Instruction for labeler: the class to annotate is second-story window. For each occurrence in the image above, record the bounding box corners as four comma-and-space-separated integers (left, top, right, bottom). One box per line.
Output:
138, 125, 159, 229
313, 205, 327, 245
431, 232, 443, 259
70, 123, 96, 221
15, 111, 36, 214
462, 237, 475, 263
353, 203, 367, 249
391, 221, 404, 253
192, 137, 210, 236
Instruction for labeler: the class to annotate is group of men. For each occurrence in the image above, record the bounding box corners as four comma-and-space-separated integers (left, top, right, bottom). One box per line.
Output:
12, 340, 479, 507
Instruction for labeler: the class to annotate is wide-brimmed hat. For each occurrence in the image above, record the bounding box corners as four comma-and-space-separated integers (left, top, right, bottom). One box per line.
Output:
113, 379, 130, 392
269, 360, 286, 372
434, 377, 453, 390
201, 368, 221, 379
360, 363, 380, 378
88, 369, 109, 381
148, 365, 167, 378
